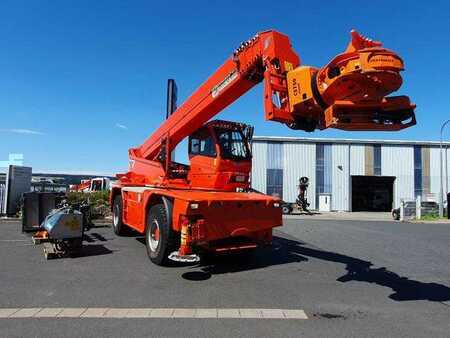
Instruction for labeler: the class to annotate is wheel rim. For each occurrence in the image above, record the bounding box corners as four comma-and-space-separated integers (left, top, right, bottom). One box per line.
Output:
113, 204, 119, 228
148, 219, 160, 252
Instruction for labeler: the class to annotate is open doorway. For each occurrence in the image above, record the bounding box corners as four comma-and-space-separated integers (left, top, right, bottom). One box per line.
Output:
352, 175, 395, 211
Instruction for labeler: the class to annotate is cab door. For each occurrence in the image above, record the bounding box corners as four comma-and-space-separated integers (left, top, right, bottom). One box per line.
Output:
188, 128, 218, 188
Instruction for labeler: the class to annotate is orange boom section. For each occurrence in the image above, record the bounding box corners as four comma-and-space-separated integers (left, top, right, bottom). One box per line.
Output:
286, 30, 416, 131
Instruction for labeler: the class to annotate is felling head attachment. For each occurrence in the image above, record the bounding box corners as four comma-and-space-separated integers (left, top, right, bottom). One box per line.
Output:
286, 30, 416, 131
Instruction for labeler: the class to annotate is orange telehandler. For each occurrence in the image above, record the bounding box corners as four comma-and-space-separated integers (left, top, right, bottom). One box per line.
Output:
110, 30, 416, 265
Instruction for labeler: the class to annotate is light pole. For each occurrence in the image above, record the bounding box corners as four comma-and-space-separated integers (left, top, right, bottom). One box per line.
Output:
439, 119, 450, 217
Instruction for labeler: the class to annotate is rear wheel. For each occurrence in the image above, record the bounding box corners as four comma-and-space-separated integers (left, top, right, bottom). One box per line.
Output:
112, 195, 126, 236
146, 204, 178, 266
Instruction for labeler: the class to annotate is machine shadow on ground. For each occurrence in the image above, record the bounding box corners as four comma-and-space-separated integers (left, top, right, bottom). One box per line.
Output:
72, 244, 113, 258
181, 234, 450, 303
62, 232, 115, 258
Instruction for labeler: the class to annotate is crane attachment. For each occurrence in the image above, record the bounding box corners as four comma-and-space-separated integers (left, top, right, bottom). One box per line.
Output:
286, 30, 416, 131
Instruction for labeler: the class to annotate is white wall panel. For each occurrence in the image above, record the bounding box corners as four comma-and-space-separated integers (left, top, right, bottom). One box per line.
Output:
267, 142, 283, 169
251, 142, 267, 193
447, 147, 450, 197
381, 145, 414, 207
429, 146, 440, 200
283, 143, 316, 209
350, 144, 365, 175
332, 144, 350, 211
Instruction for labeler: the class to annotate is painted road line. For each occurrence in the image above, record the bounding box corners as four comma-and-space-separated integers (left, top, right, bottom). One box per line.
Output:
34, 308, 64, 317
80, 308, 109, 318
9, 308, 42, 318
283, 309, 308, 319
104, 308, 130, 318
148, 308, 174, 318
125, 308, 152, 318
57, 308, 87, 318
0, 308, 308, 319
0, 309, 20, 318
239, 309, 262, 318
217, 309, 241, 318
195, 308, 218, 318
172, 308, 196, 318
261, 309, 285, 318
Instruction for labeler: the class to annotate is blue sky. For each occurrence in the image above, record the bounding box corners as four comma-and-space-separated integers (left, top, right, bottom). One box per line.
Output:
1, 0, 448, 175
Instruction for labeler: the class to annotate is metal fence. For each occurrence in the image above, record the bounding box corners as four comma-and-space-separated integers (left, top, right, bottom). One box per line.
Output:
400, 197, 439, 221
0, 184, 5, 215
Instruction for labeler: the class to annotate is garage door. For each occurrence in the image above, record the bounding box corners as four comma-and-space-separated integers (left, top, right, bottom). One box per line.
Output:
352, 176, 395, 211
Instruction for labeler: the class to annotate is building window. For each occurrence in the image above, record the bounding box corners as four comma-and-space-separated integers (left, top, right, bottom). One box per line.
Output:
316, 143, 332, 206
266, 169, 283, 199
414, 145, 422, 197
266, 142, 283, 199
373, 145, 381, 175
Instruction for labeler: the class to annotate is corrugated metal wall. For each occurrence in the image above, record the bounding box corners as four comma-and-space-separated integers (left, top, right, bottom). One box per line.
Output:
283, 142, 316, 209
332, 144, 350, 211
429, 146, 440, 199
323, 145, 332, 193
251, 142, 267, 193
447, 147, 450, 195
381, 145, 414, 207
442, 149, 450, 193
421, 147, 431, 196
266, 142, 284, 199
267, 143, 283, 169
253, 140, 449, 211
350, 144, 365, 175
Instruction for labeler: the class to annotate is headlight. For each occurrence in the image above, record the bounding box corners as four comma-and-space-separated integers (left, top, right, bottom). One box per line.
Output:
273, 202, 280, 208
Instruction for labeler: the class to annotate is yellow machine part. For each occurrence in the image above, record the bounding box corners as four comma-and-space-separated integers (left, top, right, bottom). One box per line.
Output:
287, 66, 319, 116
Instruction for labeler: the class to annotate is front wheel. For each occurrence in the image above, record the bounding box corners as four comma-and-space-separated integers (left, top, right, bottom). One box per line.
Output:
282, 204, 292, 215
145, 204, 178, 266
392, 208, 400, 221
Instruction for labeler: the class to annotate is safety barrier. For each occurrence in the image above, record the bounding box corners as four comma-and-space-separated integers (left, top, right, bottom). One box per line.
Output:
399, 197, 439, 221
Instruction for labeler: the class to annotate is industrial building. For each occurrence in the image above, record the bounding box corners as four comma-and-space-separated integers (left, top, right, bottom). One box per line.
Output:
251, 137, 450, 212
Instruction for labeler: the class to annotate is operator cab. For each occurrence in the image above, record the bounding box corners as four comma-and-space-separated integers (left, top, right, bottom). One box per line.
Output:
187, 120, 253, 191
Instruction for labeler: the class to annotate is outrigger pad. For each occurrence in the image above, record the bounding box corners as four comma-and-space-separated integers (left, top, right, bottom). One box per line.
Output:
169, 251, 200, 263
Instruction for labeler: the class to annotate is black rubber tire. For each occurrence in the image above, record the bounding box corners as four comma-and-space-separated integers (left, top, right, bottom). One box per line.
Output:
112, 195, 126, 236
392, 208, 400, 221
282, 204, 292, 215
145, 204, 178, 266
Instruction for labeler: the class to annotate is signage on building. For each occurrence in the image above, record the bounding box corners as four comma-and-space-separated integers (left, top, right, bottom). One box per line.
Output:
0, 153, 24, 168
3, 165, 32, 216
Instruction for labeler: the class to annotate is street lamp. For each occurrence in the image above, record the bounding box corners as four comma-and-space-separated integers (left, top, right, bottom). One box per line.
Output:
439, 119, 450, 217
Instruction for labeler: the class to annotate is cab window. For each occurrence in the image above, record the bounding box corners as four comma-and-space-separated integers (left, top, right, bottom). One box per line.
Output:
189, 130, 216, 157
215, 128, 251, 160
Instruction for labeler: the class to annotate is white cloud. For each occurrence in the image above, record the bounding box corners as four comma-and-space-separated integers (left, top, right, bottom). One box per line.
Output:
115, 123, 128, 130
0, 128, 45, 135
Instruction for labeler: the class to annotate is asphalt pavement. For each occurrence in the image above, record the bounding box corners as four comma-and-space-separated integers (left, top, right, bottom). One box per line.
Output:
0, 217, 449, 337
